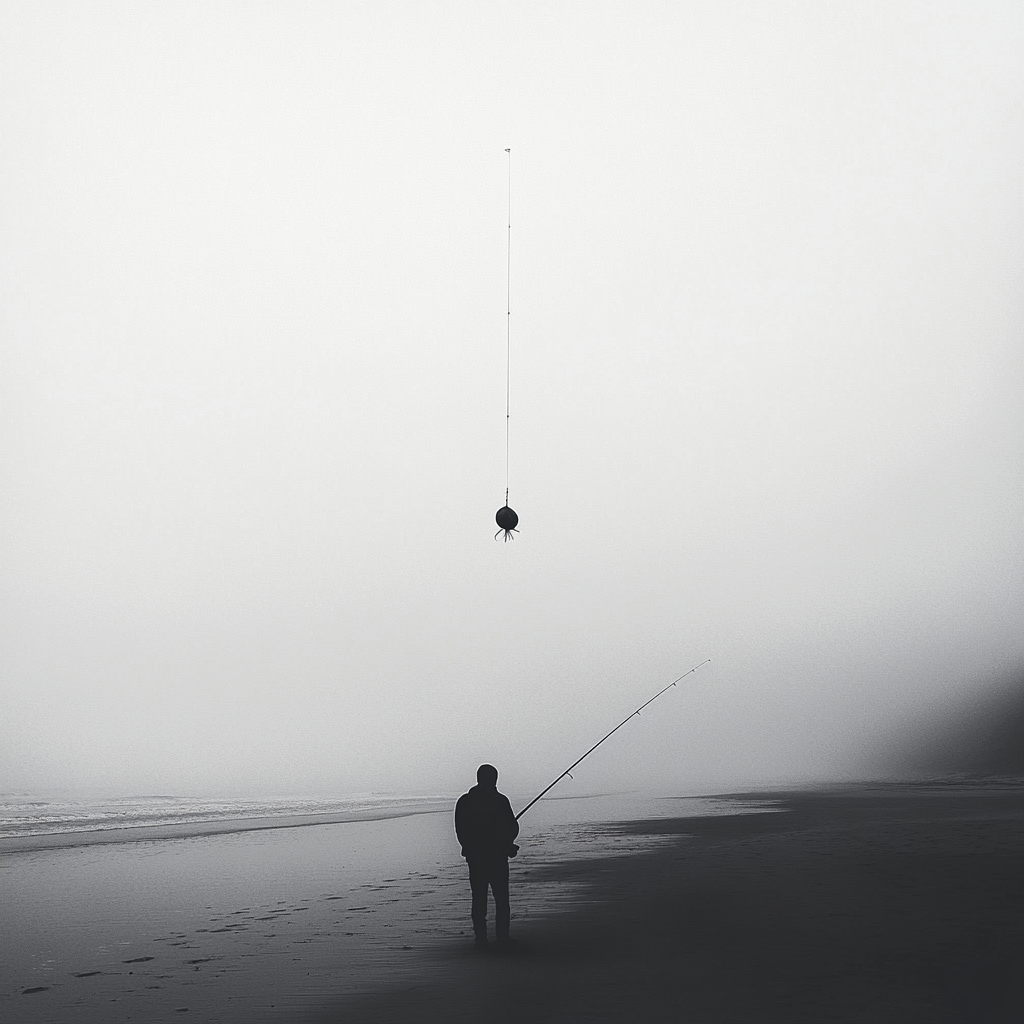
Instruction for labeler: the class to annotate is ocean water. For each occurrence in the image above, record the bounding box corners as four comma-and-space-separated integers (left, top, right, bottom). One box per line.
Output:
0, 790, 777, 847
0, 793, 454, 841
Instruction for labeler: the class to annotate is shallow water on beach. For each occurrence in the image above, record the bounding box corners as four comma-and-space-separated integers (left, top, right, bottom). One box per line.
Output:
0, 793, 771, 1023
0, 793, 453, 840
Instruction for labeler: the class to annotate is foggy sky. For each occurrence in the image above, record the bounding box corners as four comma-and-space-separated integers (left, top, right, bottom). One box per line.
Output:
2, 2, 1022, 802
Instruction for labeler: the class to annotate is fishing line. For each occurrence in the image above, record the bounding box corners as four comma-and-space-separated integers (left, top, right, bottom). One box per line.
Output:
494, 149, 519, 540
505, 146, 511, 502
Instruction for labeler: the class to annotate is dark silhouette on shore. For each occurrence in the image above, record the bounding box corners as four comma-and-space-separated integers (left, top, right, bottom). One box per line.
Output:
454, 764, 520, 949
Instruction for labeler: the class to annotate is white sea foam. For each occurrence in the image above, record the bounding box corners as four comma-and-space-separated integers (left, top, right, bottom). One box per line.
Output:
0, 794, 454, 840
0, 791, 778, 843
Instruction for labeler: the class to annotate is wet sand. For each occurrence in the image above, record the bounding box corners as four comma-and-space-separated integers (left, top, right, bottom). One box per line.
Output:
310, 785, 1024, 1024
3, 786, 1021, 1023
0, 795, 673, 1023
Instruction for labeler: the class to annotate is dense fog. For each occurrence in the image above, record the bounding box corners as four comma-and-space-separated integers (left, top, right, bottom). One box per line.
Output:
3, 3, 1022, 800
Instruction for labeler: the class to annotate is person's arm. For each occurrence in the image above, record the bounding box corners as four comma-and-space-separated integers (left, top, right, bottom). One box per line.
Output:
454, 797, 468, 857
504, 796, 520, 855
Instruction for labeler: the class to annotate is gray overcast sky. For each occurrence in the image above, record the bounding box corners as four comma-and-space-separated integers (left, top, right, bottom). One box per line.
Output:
2, 2, 1022, 800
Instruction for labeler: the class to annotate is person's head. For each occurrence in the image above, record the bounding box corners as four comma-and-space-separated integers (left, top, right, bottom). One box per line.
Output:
476, 764, 498, 788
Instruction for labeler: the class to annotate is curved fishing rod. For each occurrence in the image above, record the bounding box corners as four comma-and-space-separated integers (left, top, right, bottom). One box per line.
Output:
515, 659, 711, 821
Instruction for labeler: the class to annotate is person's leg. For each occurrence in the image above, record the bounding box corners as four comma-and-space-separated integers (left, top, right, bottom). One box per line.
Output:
467, 860, 489, 945
491, 859, 510, 943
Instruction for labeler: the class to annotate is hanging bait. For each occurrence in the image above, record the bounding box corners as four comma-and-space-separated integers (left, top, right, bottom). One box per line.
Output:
495, 501, 518, 542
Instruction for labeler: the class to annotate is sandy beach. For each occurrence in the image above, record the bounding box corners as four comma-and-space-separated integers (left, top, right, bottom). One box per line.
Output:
2, 785, 1021, 1023
305, 784, 1023, 1024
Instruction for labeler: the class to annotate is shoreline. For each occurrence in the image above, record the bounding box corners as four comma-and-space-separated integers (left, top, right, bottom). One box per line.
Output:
0, 790, 769, 854
0, 803, 453, 854
6, 777, 1015, 854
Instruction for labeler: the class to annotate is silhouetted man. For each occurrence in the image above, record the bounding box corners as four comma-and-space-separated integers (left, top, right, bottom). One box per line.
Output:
454, 764, 520, 949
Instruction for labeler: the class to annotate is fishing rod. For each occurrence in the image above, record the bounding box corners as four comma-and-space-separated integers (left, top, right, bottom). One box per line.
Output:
515, 659, 711, 820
